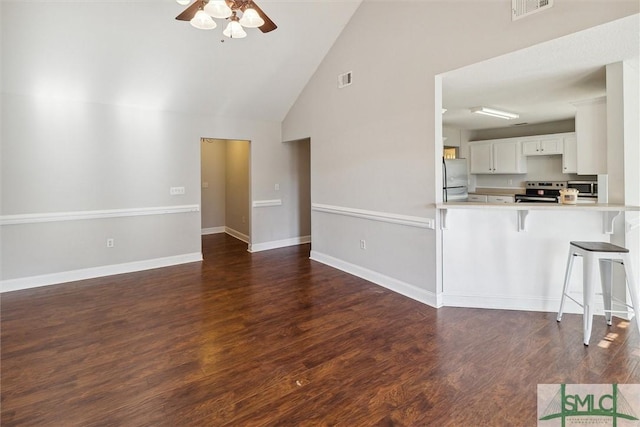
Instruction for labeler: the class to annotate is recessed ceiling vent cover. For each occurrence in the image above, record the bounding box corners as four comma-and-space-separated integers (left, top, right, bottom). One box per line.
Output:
512, 0, 553, 21
338, 71, 353, 89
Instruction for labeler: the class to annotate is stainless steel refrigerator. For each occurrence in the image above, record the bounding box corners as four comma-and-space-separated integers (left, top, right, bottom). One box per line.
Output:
443, 158, 468, 202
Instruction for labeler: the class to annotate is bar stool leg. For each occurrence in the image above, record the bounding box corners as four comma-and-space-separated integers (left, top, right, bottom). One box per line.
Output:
600, 258, 613, 326
583, 252, 597, 345
621, 254, 640, 334
557, 248, 577, 322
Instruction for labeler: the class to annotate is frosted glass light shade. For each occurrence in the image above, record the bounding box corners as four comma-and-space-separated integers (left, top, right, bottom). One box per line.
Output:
176, 0, 190, 5
190, 10, 217, 30
223, 20, 247, 38
470, 107, 519, 120
204, 0, 232, 19
239, 8, 264, 28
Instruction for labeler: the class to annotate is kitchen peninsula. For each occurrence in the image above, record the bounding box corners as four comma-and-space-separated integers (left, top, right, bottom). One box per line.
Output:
436, 201, 638, 233
435, 201, 640, 314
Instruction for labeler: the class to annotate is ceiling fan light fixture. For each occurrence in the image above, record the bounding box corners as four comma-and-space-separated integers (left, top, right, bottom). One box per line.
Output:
176, 0, 190, 5
191, 10, 217, 30
223, 20, 247, 38
204, 0, 233, 19
239, 8, 264, 28
470, 107, 519, 120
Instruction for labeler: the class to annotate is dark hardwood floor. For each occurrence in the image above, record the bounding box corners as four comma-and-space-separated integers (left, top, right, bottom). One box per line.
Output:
2, 234, 639, 426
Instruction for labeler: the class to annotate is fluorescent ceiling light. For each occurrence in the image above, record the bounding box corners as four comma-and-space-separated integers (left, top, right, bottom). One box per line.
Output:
470, 107, 519, 120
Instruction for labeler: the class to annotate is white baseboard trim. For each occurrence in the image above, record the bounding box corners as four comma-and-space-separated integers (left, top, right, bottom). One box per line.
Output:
202, 226, 226, 235
249, 235, 311, 253
225, 227, 250, 244
310, 250, 440, 308
441, 292, 607, 315
1, 252, 203, 293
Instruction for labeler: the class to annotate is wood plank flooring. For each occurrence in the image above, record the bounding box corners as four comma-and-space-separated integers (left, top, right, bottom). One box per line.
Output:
2, 233, 639, 426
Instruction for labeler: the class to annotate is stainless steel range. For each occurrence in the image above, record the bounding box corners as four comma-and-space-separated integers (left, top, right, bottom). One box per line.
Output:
515, 181, 567, 203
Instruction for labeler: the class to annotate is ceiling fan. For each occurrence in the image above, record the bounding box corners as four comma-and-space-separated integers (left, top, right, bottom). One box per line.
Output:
175, 0, 277, 39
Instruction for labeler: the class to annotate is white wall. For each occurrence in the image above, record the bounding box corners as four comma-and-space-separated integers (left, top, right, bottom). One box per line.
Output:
282, 1, 639, 302
607, 61, 640, 300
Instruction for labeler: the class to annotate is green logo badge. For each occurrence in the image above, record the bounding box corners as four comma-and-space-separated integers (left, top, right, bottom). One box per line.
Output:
538, 384, 640, 426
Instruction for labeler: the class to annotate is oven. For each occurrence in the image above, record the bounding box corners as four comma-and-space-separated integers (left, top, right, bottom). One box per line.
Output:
514, 181, 566, 204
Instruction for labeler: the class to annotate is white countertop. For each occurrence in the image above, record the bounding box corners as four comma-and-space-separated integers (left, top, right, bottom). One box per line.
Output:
436, 202, 640, 212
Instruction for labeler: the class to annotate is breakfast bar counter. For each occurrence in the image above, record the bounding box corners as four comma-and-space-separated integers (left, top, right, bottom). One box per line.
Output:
435, 202, 640, 233
435, 201, 640, 313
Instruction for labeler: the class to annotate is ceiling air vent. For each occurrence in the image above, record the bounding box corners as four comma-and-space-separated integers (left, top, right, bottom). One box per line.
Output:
512, 0, 553, 21
338, 71, 353, 89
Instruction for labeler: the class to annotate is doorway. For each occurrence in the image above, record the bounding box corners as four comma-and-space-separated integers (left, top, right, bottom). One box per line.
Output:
284, 137, 311, 245
200, 138, 251, 243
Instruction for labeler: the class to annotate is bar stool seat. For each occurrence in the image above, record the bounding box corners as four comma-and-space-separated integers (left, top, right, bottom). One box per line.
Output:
557, 241, 640, 345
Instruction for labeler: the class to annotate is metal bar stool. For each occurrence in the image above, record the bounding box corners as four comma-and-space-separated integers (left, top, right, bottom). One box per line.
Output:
557, 241, 640, 345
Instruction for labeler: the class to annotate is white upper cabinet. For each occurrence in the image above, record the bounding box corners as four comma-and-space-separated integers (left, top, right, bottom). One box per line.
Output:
522, 136, 564, 156
573, 97, 607, 174
469, 139, 527, 174
562, 134, 577, 174
469, 141, 493, 173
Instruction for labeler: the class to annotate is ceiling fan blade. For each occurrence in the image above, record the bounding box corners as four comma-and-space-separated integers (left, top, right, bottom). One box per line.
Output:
249, 1, 277, 33
175, 0, 205, 21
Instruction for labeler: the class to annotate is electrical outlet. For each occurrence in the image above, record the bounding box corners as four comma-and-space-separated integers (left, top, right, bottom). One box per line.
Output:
360, 239, 366, 250
275, 184, 280, 191
106, 238, 115, 248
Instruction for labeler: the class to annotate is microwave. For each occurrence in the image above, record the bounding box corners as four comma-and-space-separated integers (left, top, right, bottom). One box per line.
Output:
567, 181, 597, 197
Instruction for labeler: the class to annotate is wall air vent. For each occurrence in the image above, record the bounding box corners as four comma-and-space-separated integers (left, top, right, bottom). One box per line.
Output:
512, 0, 553, 21
338, 71, 353, 89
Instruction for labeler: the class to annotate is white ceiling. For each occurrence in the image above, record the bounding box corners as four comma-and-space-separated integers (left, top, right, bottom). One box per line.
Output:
442, 14, 640, 131
1, 0, 362, 122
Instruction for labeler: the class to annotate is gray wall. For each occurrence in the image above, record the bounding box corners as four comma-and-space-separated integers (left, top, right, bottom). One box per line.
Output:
201, 139, 227, 230
1, 91, 283, 282
1, 1, 311, 285
225, 140, 250, 237
282, 1, 639, 297
285, 138, 311, 239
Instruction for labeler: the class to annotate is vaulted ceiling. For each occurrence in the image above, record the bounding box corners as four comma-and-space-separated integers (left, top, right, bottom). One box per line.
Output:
1, 0, 362, 122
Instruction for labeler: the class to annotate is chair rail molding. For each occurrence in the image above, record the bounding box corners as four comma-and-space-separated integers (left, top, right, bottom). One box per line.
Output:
312, 203, 435, 229
1, 205, 201, 226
